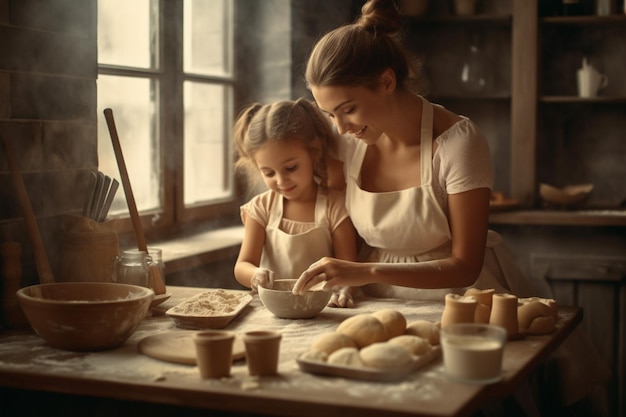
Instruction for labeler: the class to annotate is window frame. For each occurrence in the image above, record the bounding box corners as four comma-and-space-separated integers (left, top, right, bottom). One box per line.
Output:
97, 0, 239, 239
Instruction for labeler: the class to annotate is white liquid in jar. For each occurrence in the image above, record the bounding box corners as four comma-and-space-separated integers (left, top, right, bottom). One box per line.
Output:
442, 335, 503, 382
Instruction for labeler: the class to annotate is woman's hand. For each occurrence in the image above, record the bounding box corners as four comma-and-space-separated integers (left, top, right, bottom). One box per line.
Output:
250, 268, 274, 293
292, 257, 368, 295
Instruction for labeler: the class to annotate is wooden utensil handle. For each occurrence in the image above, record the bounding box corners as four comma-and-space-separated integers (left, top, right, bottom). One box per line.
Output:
2, 137, 54, 284
104, 109, 166, 295
103, 108, 148, 251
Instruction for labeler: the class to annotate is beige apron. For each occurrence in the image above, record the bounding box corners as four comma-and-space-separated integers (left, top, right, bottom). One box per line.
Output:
261, 191, 333, 280
346, 97, 533, 300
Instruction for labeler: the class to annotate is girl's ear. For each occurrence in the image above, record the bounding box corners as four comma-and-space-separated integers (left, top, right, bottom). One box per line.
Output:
380, 68, 397, 94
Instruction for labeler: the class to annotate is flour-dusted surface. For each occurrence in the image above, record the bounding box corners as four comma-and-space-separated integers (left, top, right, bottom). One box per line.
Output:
0, 285, 584, 417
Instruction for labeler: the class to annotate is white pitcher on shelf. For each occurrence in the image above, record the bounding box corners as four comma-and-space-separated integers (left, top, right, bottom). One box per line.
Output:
577, 57, 608, 98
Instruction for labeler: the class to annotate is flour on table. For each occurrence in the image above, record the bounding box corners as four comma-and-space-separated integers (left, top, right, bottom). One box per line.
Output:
169, 290, 249, 316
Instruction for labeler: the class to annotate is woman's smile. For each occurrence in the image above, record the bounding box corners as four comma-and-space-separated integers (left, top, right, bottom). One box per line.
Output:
351, 126, 367, 138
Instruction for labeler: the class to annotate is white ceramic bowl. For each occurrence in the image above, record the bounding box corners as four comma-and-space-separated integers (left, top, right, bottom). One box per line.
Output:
258, 279, 331, 319
17, 282, 154, 351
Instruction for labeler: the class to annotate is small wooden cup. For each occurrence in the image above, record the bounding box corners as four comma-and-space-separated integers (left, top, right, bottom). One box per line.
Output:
243, 330, 282, 376
194, 330, 235, 379
441, 293, 478, 329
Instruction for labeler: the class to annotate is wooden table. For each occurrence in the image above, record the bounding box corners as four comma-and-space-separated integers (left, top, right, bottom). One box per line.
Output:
0, 286, 582, 417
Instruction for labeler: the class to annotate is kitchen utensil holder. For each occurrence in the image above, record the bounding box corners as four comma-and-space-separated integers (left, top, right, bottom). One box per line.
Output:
58, 215, 119, 283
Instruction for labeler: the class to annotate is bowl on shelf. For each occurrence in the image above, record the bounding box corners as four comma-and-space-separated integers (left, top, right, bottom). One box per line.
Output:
539, 183, 594, 208
17, 282, 154, 351
258, 279, 331, 319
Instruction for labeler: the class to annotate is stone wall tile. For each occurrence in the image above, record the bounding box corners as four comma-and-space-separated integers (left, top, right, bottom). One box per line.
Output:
11, 74, 95, 120
43, 122, 97, 170
0, 122, 42, 172
9, 0, 95, 39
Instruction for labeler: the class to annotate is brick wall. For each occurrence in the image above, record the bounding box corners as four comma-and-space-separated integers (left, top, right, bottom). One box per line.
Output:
0, 0, 97, 285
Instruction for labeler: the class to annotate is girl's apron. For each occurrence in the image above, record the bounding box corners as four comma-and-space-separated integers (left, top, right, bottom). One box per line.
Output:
261, 191, 333, 280
345, 97, 533, 300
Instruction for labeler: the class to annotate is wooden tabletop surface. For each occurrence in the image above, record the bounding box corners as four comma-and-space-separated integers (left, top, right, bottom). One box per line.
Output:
0, 286, 582, 417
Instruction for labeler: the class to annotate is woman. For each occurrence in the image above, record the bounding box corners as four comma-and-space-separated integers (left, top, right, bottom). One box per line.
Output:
293, 1, 610, 413
293, 0, 532, 301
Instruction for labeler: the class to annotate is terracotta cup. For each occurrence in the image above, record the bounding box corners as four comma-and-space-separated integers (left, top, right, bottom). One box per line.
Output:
464, 288, 495, 324
489, 293, 519, 338
243, 330, 282, 376
194, 330, 235, 379
441, 293, 478, 329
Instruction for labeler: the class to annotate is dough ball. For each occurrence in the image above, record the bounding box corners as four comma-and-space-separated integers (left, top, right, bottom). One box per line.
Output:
359, 342, 413, 369
310, 332, 357, 355
388, 334, 432, 356
300, 350, 328, 363
405, 320, 440, 345
463, 288, 495, 306
336, 314, 388, 348
327, 347, 365, 367
517, 300, 556, 335
371, 309, 407, 339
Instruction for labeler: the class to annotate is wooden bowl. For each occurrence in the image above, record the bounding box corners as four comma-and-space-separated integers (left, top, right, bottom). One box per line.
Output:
258, 279, 331, 319
17, 282, 154, 351
539, 183, 594, 208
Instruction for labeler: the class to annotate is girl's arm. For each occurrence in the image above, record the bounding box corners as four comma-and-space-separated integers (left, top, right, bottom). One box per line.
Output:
327, 217, 359, 307
331, 217, 358, 263
293, 187, 490, 293
234, 215, 268, 289
327, 156, 346, 191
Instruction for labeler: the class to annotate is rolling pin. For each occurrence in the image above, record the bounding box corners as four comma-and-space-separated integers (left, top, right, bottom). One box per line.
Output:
103, 108, 166, 295
2, 137, 55, 284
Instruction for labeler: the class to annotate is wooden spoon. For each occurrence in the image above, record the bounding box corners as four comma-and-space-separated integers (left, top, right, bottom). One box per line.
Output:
103, 108, 166, 295
2, 137, 54, 284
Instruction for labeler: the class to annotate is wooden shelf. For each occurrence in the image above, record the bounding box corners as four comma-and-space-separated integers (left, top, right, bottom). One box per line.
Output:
542, 15, 626, 26
430, 94, 511, 101
489, 210, 626, 226
541, 96, 626, 103
406, 14, 512, 25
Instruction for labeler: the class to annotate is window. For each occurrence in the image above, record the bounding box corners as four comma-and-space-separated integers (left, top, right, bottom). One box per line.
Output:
97, 0, 235, 234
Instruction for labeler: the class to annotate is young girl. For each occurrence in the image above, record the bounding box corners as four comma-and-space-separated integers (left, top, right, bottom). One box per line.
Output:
233, 98, 357, 308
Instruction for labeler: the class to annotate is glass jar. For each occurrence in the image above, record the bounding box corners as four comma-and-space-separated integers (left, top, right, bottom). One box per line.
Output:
115, 249, 149, 287
147, 247, 164, 279
459, 32, 491, 95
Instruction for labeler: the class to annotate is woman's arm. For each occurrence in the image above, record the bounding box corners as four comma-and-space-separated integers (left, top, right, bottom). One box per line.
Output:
293, 187, 491, 294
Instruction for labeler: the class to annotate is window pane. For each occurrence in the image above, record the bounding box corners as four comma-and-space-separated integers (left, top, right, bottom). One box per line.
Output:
184, 0, 232, 76
184, 82, 233, 205
97, 75, 160, 214
98, 0, 157, 69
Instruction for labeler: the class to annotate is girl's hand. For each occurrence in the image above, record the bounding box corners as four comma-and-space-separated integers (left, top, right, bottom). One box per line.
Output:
251, 268, 274, 293
327, 286, 355, 308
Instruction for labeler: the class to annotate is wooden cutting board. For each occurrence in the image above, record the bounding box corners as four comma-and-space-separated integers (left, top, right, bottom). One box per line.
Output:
138, 330, 245, 365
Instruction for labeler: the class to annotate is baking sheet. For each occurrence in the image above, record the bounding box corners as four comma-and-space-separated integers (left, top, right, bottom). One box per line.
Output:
297, 346, 441, 382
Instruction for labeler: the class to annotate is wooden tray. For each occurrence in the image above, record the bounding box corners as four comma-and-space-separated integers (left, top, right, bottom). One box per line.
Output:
489, 198, 520, 212
150, 293, 171, 308
165, 291, 252, 330
297, 347, 441, 382
138, 330, 246, 365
